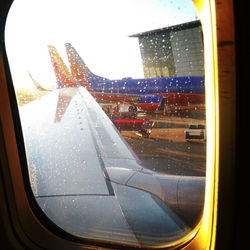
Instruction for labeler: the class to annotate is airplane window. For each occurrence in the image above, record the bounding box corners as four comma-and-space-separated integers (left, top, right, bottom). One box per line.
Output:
5, 0, 206, 247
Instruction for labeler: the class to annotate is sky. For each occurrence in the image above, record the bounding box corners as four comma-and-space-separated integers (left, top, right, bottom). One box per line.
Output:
5, 0, 198, 89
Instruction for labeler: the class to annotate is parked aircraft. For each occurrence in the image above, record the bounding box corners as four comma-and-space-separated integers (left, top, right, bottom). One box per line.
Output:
51, 43, 205, 113
48, 44, 154, 136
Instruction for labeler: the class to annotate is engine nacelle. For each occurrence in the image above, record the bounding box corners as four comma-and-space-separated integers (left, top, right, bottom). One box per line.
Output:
107, 167, 205, 228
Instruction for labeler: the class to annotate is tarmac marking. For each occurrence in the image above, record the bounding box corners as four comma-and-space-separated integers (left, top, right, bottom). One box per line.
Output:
156, 147, 206, 159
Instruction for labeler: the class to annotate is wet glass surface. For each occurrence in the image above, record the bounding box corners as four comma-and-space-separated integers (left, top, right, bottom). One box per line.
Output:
6, 0, 206, 247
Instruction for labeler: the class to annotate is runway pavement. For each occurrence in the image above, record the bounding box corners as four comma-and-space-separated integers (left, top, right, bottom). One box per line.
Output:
121, 113, 206, 177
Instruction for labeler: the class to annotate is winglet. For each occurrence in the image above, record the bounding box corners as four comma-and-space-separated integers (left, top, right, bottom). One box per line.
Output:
48, 45, 78, 88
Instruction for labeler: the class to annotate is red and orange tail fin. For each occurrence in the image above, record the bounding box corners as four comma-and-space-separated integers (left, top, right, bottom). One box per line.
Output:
48, 45, 78, 88
65, 43, 90, 89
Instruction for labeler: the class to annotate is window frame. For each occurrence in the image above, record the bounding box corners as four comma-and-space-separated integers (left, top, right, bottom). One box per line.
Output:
0, 0, 237, 249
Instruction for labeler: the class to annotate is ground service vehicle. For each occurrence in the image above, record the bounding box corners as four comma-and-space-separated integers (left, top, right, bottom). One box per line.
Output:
184, 124, 206, 141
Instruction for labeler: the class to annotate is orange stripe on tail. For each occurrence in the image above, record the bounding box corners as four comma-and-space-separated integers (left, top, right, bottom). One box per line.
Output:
65, 43, 91, 90
48, 45, 77, 88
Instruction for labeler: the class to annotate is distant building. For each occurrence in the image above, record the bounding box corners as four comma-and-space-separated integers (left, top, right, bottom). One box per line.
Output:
130, 20, 204, 78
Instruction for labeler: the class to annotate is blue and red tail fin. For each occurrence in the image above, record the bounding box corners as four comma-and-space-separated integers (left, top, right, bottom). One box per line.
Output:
64, 43, 92, 89
65, 43, 109, 90
48, 45, 78, 88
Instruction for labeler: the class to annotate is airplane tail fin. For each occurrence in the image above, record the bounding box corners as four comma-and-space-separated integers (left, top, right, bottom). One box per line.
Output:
65, 43, 92, 88
65, 43, 107, 89
48, 45, 78, 88
28, 71, 48, 91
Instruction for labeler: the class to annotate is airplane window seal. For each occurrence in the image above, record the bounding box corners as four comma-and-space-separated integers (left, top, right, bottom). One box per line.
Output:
0, 0, 239, 249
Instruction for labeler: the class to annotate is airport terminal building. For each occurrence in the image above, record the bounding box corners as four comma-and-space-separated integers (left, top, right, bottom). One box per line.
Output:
130, 20, 204, 78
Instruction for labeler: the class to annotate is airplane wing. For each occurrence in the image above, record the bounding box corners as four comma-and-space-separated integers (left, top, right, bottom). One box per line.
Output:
19, 86, 205, 247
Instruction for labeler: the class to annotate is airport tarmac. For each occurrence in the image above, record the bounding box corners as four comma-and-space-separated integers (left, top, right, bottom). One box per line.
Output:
120, 113, 206, 177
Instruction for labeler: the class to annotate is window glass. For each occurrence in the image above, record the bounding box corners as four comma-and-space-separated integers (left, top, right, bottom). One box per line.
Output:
6, 0, 206, 247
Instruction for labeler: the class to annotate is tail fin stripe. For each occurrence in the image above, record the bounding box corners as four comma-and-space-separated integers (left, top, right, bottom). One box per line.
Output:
48, 45, 78, 88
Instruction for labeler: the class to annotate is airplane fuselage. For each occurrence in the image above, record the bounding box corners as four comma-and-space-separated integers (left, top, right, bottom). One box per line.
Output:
86, 75, 205, 110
